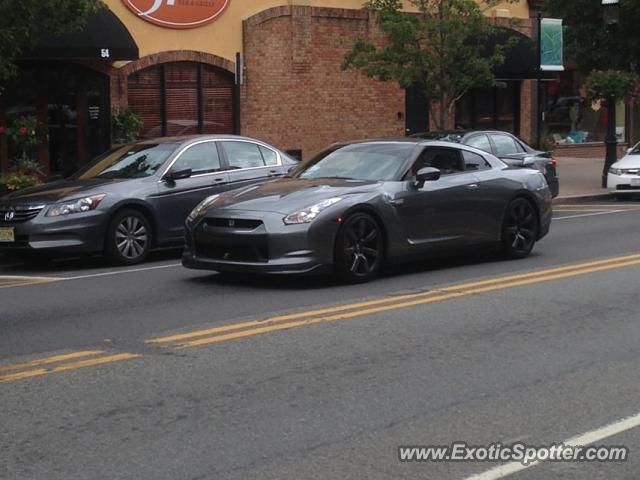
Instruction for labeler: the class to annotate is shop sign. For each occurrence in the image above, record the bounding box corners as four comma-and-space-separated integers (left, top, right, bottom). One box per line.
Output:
123, 0, 230, 29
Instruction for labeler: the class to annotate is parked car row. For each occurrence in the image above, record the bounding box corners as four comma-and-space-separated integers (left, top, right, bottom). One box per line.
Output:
0, 132, 554, 282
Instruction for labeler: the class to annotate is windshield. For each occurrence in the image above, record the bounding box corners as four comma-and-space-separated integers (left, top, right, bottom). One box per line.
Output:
296, 143, 415, 181
630, 143, 640, 155
75, 143, 178, 180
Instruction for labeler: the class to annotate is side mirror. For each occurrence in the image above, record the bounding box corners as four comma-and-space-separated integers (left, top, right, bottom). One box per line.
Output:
287, 165, 297, 174
164, 168, 192, 182
414, 167, 440, 188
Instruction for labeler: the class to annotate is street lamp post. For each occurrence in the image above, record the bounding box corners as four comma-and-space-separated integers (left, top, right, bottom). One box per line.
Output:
602, 0, 620, 188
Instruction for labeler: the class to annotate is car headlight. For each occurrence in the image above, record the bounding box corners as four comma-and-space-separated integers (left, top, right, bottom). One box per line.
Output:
609, 167, 623, 175
187, 194, 220, 223
283, 197, 343, 225
46, 194, 106, 217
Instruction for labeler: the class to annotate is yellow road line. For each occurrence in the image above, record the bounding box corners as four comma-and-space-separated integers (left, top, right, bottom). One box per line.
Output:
0, 350, 104, 373
177, 257, 640, 349
0, 275, 60, 289
0, 353, 141, 384
149, 253, 640, 346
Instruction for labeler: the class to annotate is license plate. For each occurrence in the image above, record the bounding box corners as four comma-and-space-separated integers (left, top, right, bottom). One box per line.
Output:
0, 227, 15, 243
632, 178, 640, 187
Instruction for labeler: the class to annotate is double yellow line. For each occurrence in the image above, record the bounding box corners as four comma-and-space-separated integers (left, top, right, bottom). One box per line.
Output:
4, 252, 640, 384
0, 350, 140, 383
148, 252, 640, 350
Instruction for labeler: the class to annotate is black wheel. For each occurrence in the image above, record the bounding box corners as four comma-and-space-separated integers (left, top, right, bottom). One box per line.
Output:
501, 198, 538, 259
105, 209, 152, 265
334, 213, 384, 283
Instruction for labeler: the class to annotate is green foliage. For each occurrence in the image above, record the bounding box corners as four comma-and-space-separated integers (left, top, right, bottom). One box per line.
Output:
0, 172, 42, 192
545, 0, 640, 74
342, 0, 519, 130
6, 116, 38, 152
585, 70, 640, 101
0, 0, 103, 91
111, 107, 143, 144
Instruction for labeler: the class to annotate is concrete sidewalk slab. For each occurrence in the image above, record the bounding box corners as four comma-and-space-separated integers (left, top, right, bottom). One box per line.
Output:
555, 156, 610, 201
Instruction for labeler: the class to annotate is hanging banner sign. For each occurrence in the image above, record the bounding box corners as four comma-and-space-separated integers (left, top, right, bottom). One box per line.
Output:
123, 0, 230, 29
540, 18, 564, 72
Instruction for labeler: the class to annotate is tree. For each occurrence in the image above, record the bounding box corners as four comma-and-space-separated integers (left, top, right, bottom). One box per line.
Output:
0, 0, 103, 91
545, 0, 640, 74
545, 0, 640, 184
342, 0, 518, 131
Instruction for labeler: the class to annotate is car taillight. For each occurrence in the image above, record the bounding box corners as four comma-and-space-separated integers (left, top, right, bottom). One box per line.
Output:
550, 158, 557, 168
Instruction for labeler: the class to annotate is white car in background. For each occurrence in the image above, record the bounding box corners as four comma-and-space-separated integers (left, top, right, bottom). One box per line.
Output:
608, 143, 640, 198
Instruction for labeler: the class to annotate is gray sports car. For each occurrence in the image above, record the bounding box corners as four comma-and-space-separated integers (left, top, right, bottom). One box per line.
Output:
182, 139, 553, 282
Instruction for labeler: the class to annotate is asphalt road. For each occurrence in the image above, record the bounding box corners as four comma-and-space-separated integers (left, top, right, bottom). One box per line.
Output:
1, 199, 640, 479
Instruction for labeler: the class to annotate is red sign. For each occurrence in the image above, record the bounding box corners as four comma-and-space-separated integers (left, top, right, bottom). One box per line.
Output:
123, 0, 229, 29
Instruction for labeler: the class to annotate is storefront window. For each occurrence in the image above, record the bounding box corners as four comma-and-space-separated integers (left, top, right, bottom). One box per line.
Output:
1, 63, 109, 177
128, 62, 234, 139
543, 70, 625, 145
455, 82, 520, 134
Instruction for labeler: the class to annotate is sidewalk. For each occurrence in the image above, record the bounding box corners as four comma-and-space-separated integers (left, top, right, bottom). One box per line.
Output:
555, 156, 609, 200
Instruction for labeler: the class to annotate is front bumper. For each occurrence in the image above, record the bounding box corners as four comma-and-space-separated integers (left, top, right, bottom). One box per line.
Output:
607, 173, 640, 194
0, 210, 107, 255
182, 210, 339, 275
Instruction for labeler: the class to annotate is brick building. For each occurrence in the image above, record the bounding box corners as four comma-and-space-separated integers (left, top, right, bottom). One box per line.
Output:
0, 0, 543, 178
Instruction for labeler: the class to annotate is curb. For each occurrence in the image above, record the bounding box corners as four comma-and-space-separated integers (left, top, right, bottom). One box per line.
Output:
554, 193, 612, 203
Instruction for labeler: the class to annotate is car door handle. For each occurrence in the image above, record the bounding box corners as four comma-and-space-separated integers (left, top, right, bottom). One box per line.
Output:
467, 183, 480, 190
267, 170, 280, 177
213, 177, 226, 183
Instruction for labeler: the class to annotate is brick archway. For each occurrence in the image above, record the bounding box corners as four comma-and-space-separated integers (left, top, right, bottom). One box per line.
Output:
112, 51, 235, 109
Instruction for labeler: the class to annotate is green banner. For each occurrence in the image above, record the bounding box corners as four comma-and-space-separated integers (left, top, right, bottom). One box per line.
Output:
541, 18, 564, 72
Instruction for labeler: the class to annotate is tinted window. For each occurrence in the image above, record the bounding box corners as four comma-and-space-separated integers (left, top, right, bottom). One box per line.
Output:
171, 142, 221, 174
259, 146, 278, 166
412, 147, 465, 176
465, 134, 492, 153
76, 143, 177, 180
222, 141, 266, 169
490, 134, 519, 155
463, 151, 491, 171
297, 143, 414, 181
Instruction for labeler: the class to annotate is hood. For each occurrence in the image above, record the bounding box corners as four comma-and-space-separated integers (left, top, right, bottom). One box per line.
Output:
613, 154, 640, 169
1, 178, 130, 205
211, 178, 380, 214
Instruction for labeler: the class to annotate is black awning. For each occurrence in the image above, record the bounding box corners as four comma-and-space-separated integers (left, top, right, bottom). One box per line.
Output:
487, 28, 554, 81
23, 8, 138, 61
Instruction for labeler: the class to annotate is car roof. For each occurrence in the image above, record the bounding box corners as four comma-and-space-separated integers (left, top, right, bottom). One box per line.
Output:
132, 134, 282, 148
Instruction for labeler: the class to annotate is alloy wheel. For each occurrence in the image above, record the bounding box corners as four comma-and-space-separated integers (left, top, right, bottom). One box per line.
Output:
341, 215, 383, 280
115, 216, 149, 260
503, 199, 537, 258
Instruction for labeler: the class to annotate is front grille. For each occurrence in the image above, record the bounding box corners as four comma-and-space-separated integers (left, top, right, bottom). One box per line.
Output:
195, 238, 269, 263
0, 205, 45, 223
204, 218, 263, 230
616, 185, 640, 191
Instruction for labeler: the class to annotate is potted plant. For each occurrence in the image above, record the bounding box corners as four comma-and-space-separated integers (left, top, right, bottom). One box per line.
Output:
111, 107, 143, 145
0, 116, 44, 194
